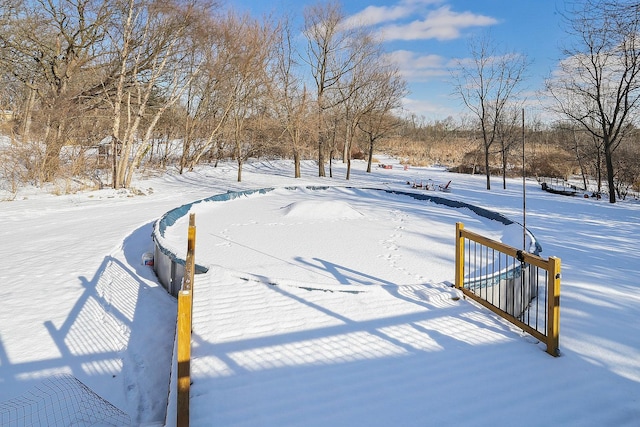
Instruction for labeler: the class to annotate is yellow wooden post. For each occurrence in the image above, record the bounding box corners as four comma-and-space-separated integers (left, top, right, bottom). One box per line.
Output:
177, 213, 196, 426
455, 222, 465, 289
546, 256, 561, 357
183, 214, 196, 293
177, 290, 192, 427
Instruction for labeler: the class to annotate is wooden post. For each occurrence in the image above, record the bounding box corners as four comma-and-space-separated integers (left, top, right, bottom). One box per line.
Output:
177, 213, 196, 427
183, 214, 196, 293
455, 222, 465, 289
177, 290, 192, 427
546, 256, 561, 357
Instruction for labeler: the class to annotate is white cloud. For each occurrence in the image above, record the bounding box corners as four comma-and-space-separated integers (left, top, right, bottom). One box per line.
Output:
385, 50, 453, 81
343, 0, 444, 28
401, 96, 459, 119
381, 5, 498, 41
342, 2, 502, 120
344, 5, 412, 28
343, 2, 498, 41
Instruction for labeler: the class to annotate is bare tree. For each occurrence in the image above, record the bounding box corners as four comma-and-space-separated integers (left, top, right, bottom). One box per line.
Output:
338, 31, 384, 174
546, 0, 640, 203
612, 133, 640, 199
177, 9, 245, 173
357, 66, 407, 173
302, 1, 364, 177
556, 124, 604, 194
271, 16, 313, 178
106, 0, 212, 188
454, 34, 528, 190
216, 12, 277, 182
495, 106, 522, 189
0, 0, 113, 182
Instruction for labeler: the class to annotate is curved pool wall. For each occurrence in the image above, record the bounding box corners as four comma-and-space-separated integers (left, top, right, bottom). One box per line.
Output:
152, 186, 542, 297
152, 188, 273, 296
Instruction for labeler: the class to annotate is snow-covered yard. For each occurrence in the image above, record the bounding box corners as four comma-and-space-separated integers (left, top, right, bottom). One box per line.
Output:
1, 158, 639, 426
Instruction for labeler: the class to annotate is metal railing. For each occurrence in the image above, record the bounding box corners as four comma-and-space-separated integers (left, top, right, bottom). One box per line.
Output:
455, 223, 561, 357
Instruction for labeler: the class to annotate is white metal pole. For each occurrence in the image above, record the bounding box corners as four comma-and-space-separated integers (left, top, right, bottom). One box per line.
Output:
522, 108, 526, 251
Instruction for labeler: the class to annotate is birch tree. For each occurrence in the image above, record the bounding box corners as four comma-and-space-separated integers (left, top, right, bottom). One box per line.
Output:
107, 0, 211, 188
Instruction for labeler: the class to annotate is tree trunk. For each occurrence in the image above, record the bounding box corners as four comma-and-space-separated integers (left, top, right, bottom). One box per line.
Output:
42, 121, 65, 182
115, 140, 130, 189
111, 137, 119, 188
604, 142, 616, 203
42, 140, 62, 182
180, 136, 191, 174
501, 146, 507, 190
294, 150, 301, 178
484, 144, 491, 190
596, 148, 602, 194
21, 87, 36, 142
329, 148, 334, 178
343, 124, 350, 163
318, 136, 326, 177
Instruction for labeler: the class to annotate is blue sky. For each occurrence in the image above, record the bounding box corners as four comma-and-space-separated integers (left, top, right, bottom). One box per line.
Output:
226, 0, 566, 122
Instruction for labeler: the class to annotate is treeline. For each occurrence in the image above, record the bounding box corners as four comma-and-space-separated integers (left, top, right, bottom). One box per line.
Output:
0, 0, 406, 189
0, 0, 639, 201
387, 117, 640, 200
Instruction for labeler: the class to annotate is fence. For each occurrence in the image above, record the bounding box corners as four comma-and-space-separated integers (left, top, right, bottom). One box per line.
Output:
177, 213, 196, 427
0, 374, 130, 426
455, 222, 561, 357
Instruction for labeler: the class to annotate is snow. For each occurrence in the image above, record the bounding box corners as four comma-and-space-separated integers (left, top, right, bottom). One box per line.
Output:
1, 157, 639, 426
282, 199, 363, 219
